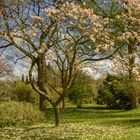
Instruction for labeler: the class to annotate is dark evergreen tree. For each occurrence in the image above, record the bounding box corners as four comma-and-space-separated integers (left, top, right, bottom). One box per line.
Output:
21, 74, 24, 83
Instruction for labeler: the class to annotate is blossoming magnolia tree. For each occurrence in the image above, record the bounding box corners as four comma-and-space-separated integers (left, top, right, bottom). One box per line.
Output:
108, 0, 140, 108
82, 0, 140, 108
0, 0, 119, 126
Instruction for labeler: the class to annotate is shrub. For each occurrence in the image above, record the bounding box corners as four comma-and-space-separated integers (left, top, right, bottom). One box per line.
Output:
98, 75, 131, 109
12, 82, 35, 103
98, 84, 114, 106
68, 85, 84, 108
0, 81, 15, 102
0, 101, 45, 127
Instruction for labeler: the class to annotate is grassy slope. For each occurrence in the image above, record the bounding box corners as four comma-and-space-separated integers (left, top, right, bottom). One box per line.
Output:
0, 104, 140, 140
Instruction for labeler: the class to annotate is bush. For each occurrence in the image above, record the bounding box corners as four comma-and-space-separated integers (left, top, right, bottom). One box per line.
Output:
98, 75, 131, 109
12, 82, 35, 103
98, 84, 114, 106
0, 101, 45, 127
0, 81, 15, 102
68, 85, 84, 108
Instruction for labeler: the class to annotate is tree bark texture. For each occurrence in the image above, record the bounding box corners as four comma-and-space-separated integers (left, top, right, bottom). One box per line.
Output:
37, 53, 47, 111
54, 106, 60, 126
62, 98, 66, 109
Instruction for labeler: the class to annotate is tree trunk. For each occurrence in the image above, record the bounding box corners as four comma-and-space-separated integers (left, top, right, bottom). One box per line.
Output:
129, 80, 139, 109
131, 93, 139, 109
37, 53, 47, 111
53, 106, 60, 126
128, 45, 137, 109
132, 96, 137, 109
77, 102, 82, 108
39, 94, 46, 111
62, 98, 66, 109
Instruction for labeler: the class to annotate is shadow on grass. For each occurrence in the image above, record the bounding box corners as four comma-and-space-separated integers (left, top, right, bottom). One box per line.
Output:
99, 118, 140, 128
45, 105, 140, 126
80, 106, 110, 110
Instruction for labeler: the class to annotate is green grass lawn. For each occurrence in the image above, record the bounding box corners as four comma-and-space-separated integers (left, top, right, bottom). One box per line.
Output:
1, 104, 140, 140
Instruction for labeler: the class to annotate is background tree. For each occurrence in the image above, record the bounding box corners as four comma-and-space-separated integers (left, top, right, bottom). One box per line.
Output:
108, 0, 140, 108
68, 85, 84, 108
0, 60, 13, 79
68, 70, 96, 108
85, 0, 140, 108
0, 59, 14, 102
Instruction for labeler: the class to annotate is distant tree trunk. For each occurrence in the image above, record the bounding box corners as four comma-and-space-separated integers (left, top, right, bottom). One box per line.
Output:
22, 74, 24, 82
53, 105, 60, 126
131, 95, 137, 109
77, 102, 82, 108
25, 76, 29, 84
62, 98, 66, 109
